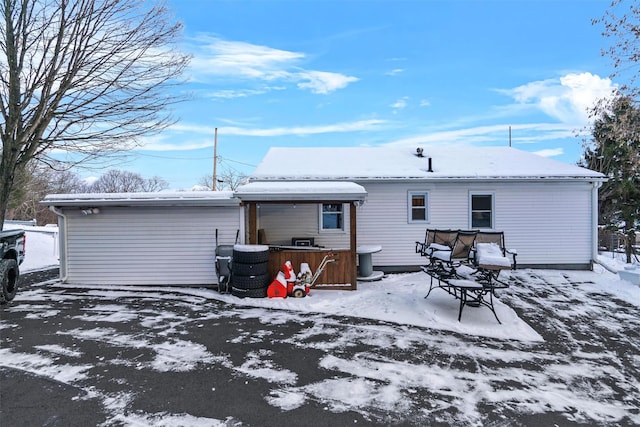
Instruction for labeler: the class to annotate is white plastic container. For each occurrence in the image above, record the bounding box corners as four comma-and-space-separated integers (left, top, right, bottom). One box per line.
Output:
618, 266, 640, 285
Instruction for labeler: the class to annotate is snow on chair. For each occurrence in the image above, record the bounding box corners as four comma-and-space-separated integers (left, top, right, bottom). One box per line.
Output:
471, 231, 517, 287
431, 230, 478, 265
416, 229, 458, 259
423, 230, 478, 295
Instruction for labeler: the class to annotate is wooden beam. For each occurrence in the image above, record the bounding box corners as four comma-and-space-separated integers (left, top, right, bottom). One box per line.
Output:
350, 201, 358, 290
248, 203, 257, 244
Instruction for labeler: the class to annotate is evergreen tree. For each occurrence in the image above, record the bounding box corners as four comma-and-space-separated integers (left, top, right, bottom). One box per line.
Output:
582, 94, 640, 262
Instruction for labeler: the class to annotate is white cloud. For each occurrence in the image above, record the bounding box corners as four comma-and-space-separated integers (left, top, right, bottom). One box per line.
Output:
187, 36, 358, 94
220, 119, 386, 137
206, 86, 286, 100
389, 73, 614, 151
384, 123, 573, 148
296, 70, 359, 94
501, 72, 617, 125
139, 119, 388, 151
419, 99, 431, 107
189, 37, 303, 80
385, 68, 404, 76
137, 134, 214, 152
207, 88, 268, 99
390, 97, 408, 110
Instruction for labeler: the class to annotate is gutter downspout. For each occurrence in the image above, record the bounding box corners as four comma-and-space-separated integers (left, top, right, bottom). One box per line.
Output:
49, 206, 68, 282
591, 181, 603, 269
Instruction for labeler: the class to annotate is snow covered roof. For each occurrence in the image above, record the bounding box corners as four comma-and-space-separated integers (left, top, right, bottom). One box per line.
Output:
234, 181, 367, 202
41, 191, 240, 207
250, 146, 606, 181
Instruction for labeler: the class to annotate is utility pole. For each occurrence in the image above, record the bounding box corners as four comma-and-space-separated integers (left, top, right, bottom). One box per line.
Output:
213, 127, 218, 191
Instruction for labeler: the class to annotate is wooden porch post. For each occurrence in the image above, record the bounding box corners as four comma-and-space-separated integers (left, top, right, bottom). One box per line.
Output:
248, 203, 257, 244
350, 201, 358, 290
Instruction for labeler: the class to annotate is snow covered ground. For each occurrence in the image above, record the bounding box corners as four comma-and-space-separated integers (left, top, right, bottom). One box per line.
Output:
2, 227, 640, 425
13, 225, 640, 339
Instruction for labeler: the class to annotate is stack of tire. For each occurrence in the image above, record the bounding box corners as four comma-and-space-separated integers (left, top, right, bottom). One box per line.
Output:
231, 244, 271, 298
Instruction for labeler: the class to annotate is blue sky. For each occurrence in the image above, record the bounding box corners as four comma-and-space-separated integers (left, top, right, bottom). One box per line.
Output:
92, 0, 617, 189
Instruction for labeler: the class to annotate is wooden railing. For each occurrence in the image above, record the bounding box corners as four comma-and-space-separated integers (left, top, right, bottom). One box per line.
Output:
267, 247, 355, 290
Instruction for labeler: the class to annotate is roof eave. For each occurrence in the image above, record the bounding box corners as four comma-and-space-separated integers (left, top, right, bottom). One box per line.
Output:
249, 175, 607, 183
236, 192, 367, 202
40, 198, 241, 208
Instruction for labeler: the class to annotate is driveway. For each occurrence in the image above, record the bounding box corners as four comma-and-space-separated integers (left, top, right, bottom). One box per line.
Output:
1, 268, 638, 426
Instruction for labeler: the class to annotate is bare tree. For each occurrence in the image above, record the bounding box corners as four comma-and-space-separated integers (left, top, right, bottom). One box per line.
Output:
0, 0, 190, 229
7, 163, 87, 224
89, 169, 168, 193
198, 168, 248, 191
141, 175, 169, 192
593, 0, 640, 96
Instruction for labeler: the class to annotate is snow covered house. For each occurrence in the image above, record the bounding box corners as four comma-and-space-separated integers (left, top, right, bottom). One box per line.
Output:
42, 145, 605, 288
240, 146, 606, 271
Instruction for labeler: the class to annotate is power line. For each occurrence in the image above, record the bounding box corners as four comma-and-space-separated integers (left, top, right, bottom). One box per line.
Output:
134, 152, 212, 160
133, 151, 256, 168
219, 157, 257, 168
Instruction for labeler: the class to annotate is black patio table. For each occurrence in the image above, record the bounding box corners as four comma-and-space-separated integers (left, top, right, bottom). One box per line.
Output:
421, 266, 508, 324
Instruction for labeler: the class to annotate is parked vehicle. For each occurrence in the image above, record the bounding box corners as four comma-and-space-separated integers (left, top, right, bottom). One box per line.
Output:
0, 229, 26, 304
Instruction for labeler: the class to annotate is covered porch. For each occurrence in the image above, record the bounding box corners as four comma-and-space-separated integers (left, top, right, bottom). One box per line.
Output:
235, 181, 367, 290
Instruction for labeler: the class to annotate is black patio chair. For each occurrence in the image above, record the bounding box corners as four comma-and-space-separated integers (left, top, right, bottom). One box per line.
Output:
470, 231, 517, 287
416, 229, 458, 257
423, 230, 478, 296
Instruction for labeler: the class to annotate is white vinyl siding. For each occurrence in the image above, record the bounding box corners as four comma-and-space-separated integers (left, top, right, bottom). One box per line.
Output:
356, 182, 441, 268
494, 183, 593, 266
356, 181, 595, 268
256, 203, 350, 248
63, 206, 241, 285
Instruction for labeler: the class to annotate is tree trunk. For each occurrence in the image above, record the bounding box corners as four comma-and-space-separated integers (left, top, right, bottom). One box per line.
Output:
625, 224, 635, 265
0, 161, 16, 231
0, 0, 189, 228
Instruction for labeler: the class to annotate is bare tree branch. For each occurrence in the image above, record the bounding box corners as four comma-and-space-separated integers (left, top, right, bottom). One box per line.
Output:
198, 168, 249, 191
0, 0, 189, 228
593, 0, 640, 96
88, 169, 167, 193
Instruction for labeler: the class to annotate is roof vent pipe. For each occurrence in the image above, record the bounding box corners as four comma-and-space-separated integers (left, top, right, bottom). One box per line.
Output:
427, 157, 433, 173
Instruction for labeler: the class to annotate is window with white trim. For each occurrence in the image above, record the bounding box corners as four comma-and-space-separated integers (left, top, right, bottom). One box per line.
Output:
320, 203, 344, 231
470, 193, 493, 228
408, 191, 429, 223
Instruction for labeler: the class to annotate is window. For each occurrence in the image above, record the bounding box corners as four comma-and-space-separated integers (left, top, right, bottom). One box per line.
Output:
470, 193, 493, 228
408, 191, 429, 223
320, 203, 344, 231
